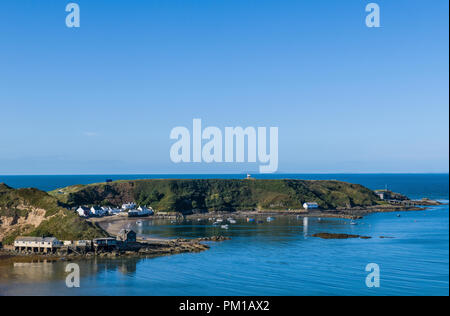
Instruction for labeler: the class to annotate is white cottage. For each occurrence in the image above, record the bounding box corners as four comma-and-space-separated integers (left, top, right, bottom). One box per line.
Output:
108, 208, 122, 215
121, 202, 136, 210
76, 206, 91, 217
137, 206, 154, 216
90, 206, 106, 217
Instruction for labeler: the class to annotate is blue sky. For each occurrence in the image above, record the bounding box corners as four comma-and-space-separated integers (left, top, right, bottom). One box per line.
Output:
0, 0, 448, 174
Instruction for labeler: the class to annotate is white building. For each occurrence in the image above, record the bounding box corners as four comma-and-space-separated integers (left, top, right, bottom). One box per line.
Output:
108, 208, 122, 215
90, 206, 106, 217
303, 202, 319, 210
121, 202, 136, 210
14, 237, 62, 253
76, 206, 91, 217
137, 206, 154, 216
75, 240, 92, 247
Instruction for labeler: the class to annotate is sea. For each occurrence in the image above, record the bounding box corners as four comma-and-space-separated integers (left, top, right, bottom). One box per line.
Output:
0, 174, 448, 296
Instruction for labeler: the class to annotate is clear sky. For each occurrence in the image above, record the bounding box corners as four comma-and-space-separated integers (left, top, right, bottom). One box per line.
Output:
0, 0, 448, 174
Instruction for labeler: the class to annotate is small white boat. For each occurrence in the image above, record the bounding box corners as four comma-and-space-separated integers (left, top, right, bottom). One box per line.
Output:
350, 221, 357, 225
213, 221, 221, 226
221, 225, 229, 229
266, 216, 275, 222
216, 218, 223, 223
228, 219, 237, 224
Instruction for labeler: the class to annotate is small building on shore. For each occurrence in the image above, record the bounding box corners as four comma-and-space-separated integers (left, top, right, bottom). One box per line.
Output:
138, 206, 154, 216
303, 202, 319, 210
76, 206, 91, 217
374, 190, 392, 200
93, 237, 117, 249
14, 237, 62, 253
75, 240, 92, 248
117, 229, 137, 243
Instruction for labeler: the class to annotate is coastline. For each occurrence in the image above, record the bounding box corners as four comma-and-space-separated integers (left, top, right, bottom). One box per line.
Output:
0, 203, 433, 264
89, 203, 430, 226
0, 236, 232, 264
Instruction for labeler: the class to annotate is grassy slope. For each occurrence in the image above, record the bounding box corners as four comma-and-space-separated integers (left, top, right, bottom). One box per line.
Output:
50, 179, 383, 213
0, 183, 108, 244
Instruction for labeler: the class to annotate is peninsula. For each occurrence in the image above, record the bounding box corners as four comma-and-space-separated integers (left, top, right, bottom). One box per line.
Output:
48, 178, 436, 218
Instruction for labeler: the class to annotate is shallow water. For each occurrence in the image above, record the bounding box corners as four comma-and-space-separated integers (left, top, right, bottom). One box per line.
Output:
0, 174, 448, 296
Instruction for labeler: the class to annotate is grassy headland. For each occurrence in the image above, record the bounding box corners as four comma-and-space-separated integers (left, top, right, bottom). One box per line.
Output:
49, 179, 384, 213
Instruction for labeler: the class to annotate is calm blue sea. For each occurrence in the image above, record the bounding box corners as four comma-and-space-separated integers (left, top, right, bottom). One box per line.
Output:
0, 174, 448, 296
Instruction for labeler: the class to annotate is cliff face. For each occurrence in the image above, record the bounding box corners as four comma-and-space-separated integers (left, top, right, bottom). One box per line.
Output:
0, 183, 107, 244
50, 179, 382, 213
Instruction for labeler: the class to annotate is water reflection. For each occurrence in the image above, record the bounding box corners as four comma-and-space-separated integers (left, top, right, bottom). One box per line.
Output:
0, 257, 142, 287
127, 216, 340, 242
303, 217, 309, 237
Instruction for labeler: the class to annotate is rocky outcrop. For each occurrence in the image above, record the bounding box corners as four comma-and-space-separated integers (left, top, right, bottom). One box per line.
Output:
312, 233, 372, 239
0, 208, 46, 242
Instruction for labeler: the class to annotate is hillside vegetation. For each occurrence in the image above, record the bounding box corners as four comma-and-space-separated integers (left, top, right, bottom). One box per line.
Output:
50, 179, 382, 213
0, 183, 108, 244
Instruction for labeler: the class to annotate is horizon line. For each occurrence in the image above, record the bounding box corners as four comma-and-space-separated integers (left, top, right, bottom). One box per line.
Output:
0, 172, 449, 176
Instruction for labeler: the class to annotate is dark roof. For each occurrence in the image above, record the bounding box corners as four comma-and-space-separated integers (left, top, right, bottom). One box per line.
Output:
15, 237, 58, 242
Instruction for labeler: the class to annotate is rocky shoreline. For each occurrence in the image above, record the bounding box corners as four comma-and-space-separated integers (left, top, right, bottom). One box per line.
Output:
311, 233, 396, 240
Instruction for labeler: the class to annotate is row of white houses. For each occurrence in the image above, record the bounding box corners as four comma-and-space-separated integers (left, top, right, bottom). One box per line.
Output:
75, 202, 317, 217
76, 204, 153, 218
